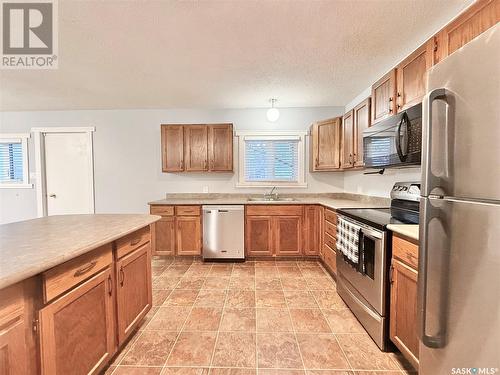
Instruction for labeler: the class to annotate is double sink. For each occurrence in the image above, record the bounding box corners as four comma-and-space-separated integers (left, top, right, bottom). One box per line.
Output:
246, 197, 298, 202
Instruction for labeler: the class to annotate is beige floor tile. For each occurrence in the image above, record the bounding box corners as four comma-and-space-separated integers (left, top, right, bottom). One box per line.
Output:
255, 267, 280, 278
219, 307, 256, 332
226, 290, 256, 308
229, 277, 256, 290
121, 330, 177, 366
152, 265, 167, 277
232, 267, 255, 277
306, 371, 354, 375
256, 278, 282, 291
280, 277, 308, 291
300, 267, 328, 278
163, 265, 191, 277
113, 367, 163, 375
165, 289, 200, 306
167, 331, 217, 366
153, 277, 181, 290
322, 309, 364, 333
296, 333, 350, 370
256, 332, 303, 369
305, 277, 336, 290
336, 334, 399, 371
138, 307, 159, 330
212, 332, 256, 367
195, 289, 227, 308
176, 277, 206, 290
311, 291, 347, 309
152, 289, 171, 306
289, 309, 331, 333
277, 266, 303, 278
209, 368, 256, 375
351, 372, 401, 375
388, 352, 418, 373
284, 290, 318, 308
183, 307, 222, 331
203, 277, 230, 290
255, 290, 287, 307
256, 308, 294, 332
259, 370, 305, 375
184, 266, 212, 277
209, 265, 234, 277
161, 368, 209, 375
276, 261, 300, 267
147, 306, 190, 331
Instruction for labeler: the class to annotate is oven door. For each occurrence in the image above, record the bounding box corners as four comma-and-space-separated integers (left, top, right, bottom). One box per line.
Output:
337, 218, 387, 315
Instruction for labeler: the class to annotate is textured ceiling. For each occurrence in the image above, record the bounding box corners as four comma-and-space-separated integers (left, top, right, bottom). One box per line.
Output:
0, 0, 473, 111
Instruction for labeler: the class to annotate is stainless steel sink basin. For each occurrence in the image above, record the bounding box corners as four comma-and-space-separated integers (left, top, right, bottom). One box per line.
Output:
247, 197, 298, 202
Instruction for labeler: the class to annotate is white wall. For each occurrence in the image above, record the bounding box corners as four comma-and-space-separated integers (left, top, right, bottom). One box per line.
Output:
0, 106, 345, 224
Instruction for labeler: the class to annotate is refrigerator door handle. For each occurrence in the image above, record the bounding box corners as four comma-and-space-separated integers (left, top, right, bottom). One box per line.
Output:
422, 88, 451, 197
418, 198, 446, 348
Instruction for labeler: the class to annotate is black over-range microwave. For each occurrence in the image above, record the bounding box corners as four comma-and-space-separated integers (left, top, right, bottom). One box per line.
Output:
363, 103, 422, 168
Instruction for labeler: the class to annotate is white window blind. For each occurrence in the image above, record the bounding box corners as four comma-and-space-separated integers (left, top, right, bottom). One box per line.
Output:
0, 134, 31, 188
244, 139, 299, 182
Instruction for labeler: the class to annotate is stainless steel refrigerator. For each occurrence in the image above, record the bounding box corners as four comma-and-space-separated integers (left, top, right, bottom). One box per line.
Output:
419, 24, 500, 374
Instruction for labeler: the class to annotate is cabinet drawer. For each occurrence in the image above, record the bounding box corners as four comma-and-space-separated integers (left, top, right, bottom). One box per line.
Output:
324, 209, 338, 225
42, 244, 112, 303
175, 205, 201, 216
324, 220, 337, 238
116, 226, 151, 259
246, 205, 303, 216
393, 235, 419, 269
324, 232, 336, 251
323, 244, 337, 274
150, 205, 174, 216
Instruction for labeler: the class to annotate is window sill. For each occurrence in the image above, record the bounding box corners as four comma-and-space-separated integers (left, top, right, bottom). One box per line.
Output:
0, 183, 34, 189
235, 183, 308, 188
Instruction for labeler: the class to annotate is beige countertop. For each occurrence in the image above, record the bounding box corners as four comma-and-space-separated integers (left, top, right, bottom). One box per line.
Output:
148, 193, 391, 211
387, 224, 419, 241
0, 214, 160, 290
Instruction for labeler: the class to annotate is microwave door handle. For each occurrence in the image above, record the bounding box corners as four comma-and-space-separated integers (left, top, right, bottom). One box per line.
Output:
395, 114, 408, 162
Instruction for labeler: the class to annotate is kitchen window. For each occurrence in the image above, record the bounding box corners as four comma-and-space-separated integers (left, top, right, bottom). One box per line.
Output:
0, 134, 31, 188
236, 132, 307, 187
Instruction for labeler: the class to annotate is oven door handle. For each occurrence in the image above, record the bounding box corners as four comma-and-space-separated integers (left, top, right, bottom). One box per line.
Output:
360, 227, 383, 240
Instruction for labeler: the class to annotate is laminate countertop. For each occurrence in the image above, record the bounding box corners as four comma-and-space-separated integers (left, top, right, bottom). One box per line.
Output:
149, 193, 391, 211
0, 214, 160, 290
387, 224, 420, 242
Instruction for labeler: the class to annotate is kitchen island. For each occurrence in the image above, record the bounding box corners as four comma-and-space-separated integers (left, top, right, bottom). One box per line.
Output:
0, 214, 160, 375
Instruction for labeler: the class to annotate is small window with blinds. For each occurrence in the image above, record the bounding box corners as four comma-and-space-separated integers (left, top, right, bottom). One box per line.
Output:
0, 134, 31, 188
237, 132, 306, 187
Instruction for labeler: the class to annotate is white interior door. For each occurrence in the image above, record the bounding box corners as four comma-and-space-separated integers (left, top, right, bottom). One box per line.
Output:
44, 132, 94, 215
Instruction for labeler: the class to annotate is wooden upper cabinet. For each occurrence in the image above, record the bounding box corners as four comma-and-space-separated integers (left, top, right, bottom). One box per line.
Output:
341, 110, 354, 169
39, 268, 116, 375
371, 69, 397, 125
396, 44, 432, 112
435, 0, 500, 63
390, 258, 419, 369
176, 216, 202, 255
184, 125, 208, 171
116, 243, 152, 345
208, 124, 233, 171
274, 216, 302, 256
161, 125, 184, 172
303, 205, 322, 256
310, 117, 342, 171
245, 216, 274, 257
353, 98, 371, 168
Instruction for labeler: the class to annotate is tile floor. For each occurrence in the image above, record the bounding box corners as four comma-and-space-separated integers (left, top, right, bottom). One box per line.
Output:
105, 258, 417, 375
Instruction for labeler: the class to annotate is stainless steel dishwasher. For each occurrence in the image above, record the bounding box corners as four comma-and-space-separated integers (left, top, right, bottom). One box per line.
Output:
202, 205, 245, 260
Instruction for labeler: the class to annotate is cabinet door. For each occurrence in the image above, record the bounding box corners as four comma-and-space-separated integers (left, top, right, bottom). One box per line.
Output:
116, 243, 152, 345
39, 268, 115, 375
176, 216, 202, 255
274, 216, 302, 257
435, 0, 499, 63
208, 124, 233, 171
152, 216, 176, 256
396, 44, 431, 112
390, 259, 419, 369
353, 98, 371, 168
311, 118, 341, 171
245, 216, 273, 257
184, 125, 208, 171
341, 110, 354, 169
303, 206, 321, 256
371, 69, 396, 124
161, 125, 184, 172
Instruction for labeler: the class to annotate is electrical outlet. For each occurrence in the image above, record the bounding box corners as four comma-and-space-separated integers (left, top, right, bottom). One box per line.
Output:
202, 186, 209, 193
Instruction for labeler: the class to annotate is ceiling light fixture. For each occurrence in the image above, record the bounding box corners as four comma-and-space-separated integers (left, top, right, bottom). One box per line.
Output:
266, 98, 280, 122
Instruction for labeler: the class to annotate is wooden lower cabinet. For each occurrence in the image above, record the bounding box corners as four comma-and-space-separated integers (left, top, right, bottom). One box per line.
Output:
303, 205, 322, 256
322, 209, 338, 276
274, 216, 302, 256
116, 243, 152, 345
152, 216, 176, 256
39, 268, 116, 375
245, 216, 274, 257
176, 216, 202, 255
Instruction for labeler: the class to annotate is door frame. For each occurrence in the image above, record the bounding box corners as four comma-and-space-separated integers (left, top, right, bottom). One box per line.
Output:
32, 127, 96, 217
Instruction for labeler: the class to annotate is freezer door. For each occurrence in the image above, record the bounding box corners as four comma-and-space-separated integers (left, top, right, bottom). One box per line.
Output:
418, 197, 500, 375
422, 25, 500, 201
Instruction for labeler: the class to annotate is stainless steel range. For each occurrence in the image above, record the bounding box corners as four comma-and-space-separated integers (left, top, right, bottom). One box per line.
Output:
336, 181, 420, 350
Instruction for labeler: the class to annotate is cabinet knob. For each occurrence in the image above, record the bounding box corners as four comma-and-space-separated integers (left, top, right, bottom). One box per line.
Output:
397, 92, 401, 97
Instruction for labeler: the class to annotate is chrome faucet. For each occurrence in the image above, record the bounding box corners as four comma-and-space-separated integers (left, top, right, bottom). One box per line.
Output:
264, 186, 278, 200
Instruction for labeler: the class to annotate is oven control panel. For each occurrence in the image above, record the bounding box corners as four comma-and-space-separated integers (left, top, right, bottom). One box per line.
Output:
390, 181, 420, 202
